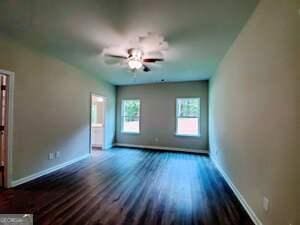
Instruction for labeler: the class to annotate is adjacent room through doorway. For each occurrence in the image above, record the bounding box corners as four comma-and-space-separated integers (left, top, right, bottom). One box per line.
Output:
90, 94, 105, 153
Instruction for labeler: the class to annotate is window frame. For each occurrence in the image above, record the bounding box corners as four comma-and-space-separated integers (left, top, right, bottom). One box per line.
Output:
175, 97, 201, 137
121, 99, 141, 134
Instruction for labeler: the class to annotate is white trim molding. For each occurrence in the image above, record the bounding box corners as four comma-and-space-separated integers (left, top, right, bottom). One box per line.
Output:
114, 143, 209, 155
211, 156, 263, 225
104, 144, 113, 150
11, 154, 90, 187
0, 69, 15, 188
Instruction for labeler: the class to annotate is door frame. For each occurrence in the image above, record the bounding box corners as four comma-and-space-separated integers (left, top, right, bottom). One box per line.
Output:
89, 93, 106, 153
0, 69, 14, 188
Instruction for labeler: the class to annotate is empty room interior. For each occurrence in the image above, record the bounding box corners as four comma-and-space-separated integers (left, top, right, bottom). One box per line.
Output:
0, 0, 299, 225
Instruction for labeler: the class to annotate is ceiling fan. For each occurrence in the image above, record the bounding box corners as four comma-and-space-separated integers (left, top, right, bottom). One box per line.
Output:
103, 48, 164, 72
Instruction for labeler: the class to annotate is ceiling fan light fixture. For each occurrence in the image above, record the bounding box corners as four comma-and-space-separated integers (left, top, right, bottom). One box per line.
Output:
128, 48, 143, 70
128, 59, 143, 70
103, 34, 168, 73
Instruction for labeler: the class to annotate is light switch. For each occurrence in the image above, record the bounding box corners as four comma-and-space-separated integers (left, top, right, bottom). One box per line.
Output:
55, 151, 60, 158
48, 153, 54, 160
263, 197, 269, 212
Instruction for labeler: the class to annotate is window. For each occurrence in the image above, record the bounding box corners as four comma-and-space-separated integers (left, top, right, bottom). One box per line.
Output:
121, 99, 140, 133
176, 98, 200, 136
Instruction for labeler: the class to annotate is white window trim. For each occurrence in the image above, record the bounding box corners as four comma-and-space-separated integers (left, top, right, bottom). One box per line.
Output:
175, 97, 201, 137
121, 99, 141, 134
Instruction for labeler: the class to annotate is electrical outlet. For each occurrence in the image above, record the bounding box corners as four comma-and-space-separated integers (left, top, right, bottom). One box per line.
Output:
263, 197, 269, 212
155, 137, 159, 143
55, 151, 60, 158
48, 153, 54, 160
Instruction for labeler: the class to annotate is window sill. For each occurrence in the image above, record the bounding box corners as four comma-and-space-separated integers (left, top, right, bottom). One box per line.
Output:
121, 131, 140, 135
175, 133, 201, 138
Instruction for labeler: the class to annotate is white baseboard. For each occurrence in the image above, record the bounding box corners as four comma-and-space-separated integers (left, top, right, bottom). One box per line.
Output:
114, 143, 209, 155
104, 144, 113, 149
11, 154, 90, 187
211, 156, 263, 225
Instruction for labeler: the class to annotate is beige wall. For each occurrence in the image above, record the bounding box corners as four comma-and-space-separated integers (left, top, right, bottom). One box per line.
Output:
0, 36, 116, 181
209, 0, 299, 225
116, 81, 208, 150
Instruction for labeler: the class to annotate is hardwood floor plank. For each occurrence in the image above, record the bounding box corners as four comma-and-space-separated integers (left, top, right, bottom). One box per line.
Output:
0, 148, 254, 225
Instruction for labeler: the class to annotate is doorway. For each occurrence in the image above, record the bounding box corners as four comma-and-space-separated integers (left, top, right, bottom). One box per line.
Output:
90, 94, 105, 154
0, 70, 14, 188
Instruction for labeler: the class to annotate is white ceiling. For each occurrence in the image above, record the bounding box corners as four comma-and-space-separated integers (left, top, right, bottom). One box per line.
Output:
0, 0, 258, 85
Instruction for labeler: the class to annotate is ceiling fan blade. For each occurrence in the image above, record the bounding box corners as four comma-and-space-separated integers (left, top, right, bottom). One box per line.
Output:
145, 51, 163, 59
127, 48, 134, 56
104, 57, 122, 65
143, 65, 151, 72
104, 54, 127, 59
143, 58, 164, 63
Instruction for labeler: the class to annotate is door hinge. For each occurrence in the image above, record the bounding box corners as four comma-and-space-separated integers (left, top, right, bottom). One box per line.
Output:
1, 85, 6, 91
0, 125, 4, 131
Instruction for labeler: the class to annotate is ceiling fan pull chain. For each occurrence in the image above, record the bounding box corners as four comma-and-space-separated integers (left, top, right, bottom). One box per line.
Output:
133, 70, 137, 82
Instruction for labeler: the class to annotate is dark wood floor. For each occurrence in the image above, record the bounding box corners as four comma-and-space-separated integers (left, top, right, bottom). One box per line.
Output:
0, 148, 254, 225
